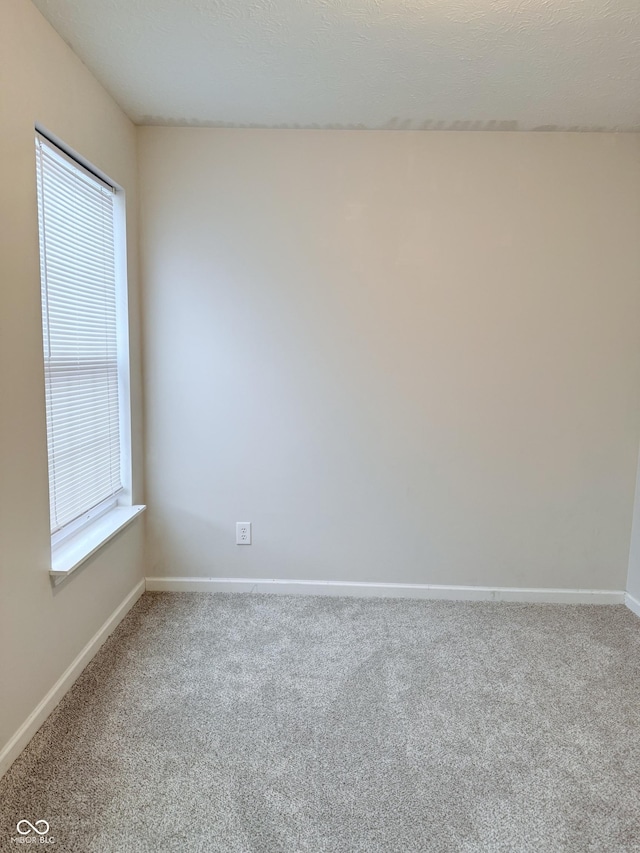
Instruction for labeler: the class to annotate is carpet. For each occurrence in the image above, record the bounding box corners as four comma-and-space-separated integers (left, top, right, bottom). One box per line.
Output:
1, 592, 639, 852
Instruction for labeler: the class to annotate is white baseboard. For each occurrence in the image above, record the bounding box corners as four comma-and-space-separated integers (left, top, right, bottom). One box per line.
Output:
0, 578, 145, 780
145, 576, 625, 605
625, 592, 640, 618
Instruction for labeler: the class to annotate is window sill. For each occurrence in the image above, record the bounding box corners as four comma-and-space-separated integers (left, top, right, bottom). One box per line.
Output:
49, 505, 146, 586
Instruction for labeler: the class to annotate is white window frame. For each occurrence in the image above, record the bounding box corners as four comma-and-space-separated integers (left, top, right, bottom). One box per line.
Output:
35, 127, 144, 584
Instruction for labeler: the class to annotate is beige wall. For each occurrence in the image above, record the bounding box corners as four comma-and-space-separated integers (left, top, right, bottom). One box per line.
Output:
626, 462, 640, 602
139, 127, 640, 591
0, 0, 145, 754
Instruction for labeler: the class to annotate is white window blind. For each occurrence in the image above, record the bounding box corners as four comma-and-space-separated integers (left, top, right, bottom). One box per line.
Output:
36, 135, 123, 536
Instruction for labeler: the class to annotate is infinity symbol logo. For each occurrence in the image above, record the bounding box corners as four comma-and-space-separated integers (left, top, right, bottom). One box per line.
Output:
17, 820, 50, 836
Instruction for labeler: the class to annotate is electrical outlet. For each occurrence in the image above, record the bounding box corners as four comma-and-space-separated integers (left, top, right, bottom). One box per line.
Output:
236, 522, 251, 545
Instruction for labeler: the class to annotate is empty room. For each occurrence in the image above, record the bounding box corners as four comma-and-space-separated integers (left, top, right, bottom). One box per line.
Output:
2, 0, 640, 850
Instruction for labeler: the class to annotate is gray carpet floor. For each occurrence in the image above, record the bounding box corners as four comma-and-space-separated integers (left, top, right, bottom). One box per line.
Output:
1, 593, 640, 852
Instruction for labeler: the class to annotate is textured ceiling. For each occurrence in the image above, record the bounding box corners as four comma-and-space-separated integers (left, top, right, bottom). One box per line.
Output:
32, 0, 640, 130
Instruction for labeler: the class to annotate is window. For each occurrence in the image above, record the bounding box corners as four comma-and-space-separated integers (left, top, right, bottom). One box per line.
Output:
35, 131, 143, 581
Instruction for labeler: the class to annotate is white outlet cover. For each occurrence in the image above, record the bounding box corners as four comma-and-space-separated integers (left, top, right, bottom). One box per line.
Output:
236, 522, 251, 545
